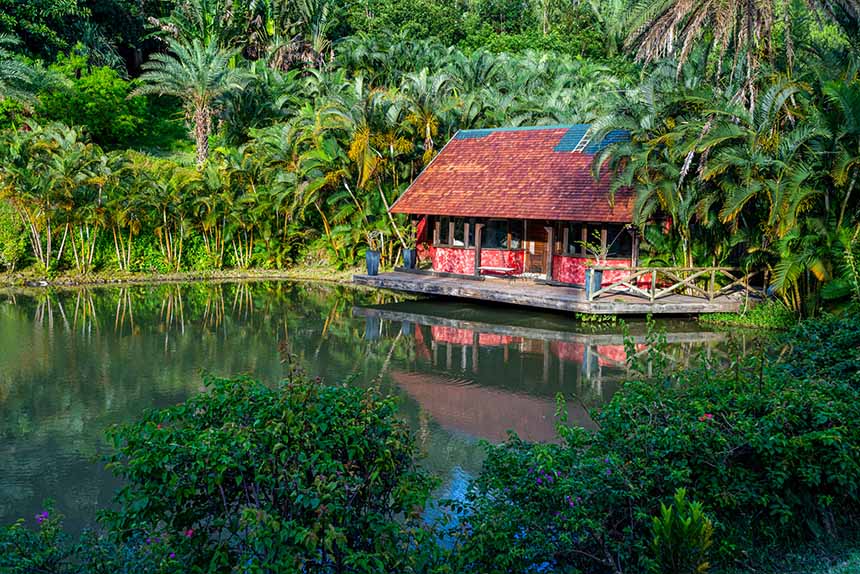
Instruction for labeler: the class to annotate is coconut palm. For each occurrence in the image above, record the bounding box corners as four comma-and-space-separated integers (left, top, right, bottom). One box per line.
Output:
134, 37, 248, 167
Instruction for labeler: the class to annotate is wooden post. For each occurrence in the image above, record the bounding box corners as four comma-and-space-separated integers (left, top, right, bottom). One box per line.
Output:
709, 269, 716, 301
473, 223, 483, 277
433, 220, 441, 245
580, 226, 588, 256
650, 268, 657, 302
464, 223, 470, 248
544, 226, 554, 281
632, 230, 639, 266
562, 225, 570, 255
448, 221, 455, 245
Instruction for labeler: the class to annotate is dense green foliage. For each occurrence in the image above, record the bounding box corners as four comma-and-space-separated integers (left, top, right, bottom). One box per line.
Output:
700, 300, 798, 329
1, 311, 858, 573
0, 0, 858, 313
450, 310, 860, 572
1, 372, 439, 573
36, 50, 148, 148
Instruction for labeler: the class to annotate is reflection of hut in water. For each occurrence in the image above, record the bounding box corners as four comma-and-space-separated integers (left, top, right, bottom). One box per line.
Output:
354, 301, 743, 446
390, 370, 595, 442
356, 303, 731, 390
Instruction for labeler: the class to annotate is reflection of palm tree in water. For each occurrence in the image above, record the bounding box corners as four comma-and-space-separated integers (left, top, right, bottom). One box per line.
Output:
418, 408, 431, 449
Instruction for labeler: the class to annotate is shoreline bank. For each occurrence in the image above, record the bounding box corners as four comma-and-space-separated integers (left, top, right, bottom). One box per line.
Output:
0, 266, 362, 289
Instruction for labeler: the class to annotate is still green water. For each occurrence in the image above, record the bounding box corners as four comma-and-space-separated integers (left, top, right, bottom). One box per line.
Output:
0, 280, 746, 532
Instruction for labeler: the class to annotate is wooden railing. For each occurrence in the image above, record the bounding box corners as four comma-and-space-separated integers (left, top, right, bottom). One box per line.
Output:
587, 267, 765, 302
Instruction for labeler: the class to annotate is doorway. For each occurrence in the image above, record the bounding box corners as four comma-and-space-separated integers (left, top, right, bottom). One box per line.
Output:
524, 220, 551, 275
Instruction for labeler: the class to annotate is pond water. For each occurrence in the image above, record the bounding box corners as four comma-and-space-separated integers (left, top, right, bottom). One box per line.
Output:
0, 280, 750, 532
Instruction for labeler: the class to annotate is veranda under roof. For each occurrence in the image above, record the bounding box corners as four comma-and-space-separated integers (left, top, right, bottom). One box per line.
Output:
389, 125, 635, 223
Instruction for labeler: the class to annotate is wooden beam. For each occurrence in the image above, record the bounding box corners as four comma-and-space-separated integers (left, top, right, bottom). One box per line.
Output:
581, 226, 588, 256
473, 223, 484, 277
448, 221, 455, 246
544, 226, 554, 281
464, 223, 470, 248
562, 226, 570, 255
433, 220, 441, 245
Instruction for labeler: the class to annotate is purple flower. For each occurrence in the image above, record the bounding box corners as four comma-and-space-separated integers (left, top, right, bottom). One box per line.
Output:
169, 552, 176, 559
35, 511, 49, 524
606, 468, 612, 475
536, 477, 542, 485
604, 457, 611, 464
146, 537, 152, 544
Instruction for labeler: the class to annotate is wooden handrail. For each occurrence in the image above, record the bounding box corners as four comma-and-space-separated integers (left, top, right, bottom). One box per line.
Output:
587, 266, 764, 302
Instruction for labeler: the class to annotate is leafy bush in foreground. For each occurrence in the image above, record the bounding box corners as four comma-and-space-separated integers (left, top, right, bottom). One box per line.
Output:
2, 315, 859, 574
773, 310, 860, 387
1, 373, 440, 574
451, 314, 860, 573
101, 374, 437, 573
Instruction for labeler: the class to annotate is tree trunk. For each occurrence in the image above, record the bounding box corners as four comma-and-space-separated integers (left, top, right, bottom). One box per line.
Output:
194, 104, 212, 168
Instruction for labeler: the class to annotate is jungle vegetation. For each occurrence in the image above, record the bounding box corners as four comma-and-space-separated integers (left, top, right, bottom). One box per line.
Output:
0, 0, 858, 315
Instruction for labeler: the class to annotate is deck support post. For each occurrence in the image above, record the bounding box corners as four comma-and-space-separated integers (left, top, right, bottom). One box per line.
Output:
544, 226, 554, 281
473, 224, 484, 277
632, 230, 639, 266
650, 269, 657, 302
709, 269, 716, 301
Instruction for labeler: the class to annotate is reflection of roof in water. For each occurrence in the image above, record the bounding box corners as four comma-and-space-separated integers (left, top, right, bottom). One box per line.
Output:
354, 302, 727, 345
391, 370, 596, 443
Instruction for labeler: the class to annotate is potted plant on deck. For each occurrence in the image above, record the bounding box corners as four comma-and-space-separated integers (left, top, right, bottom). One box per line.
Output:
579, 230, 609, 299
365, 230, 383, 276
401, 223, 418, 270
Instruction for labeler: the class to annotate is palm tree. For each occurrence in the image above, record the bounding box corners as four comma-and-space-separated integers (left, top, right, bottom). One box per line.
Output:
627, 0, 860, 107
0, 34, 34, 101
134, 37, 247, 167
581, 0, 630, 56
0, 124, 102, 271
147, 0, 245, 47
402, 68, 454, 163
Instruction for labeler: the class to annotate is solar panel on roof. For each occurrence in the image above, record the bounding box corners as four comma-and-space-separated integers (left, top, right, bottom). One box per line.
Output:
552, 125, 590, 152
583, 130, 630, 154
454, 129, 495, 140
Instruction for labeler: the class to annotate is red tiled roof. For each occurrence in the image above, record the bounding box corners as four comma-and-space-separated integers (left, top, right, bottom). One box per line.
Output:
390, 125, 634, 222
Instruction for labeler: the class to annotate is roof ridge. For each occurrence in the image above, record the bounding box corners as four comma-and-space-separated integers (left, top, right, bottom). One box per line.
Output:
456, 124, 587, 134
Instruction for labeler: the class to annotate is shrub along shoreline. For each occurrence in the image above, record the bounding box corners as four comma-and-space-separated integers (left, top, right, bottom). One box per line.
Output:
0, 264, 360, 288
1, 311, 858, 573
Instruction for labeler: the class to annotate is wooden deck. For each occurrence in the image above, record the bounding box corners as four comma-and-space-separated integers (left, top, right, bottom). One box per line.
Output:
352, 271, 753, 315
